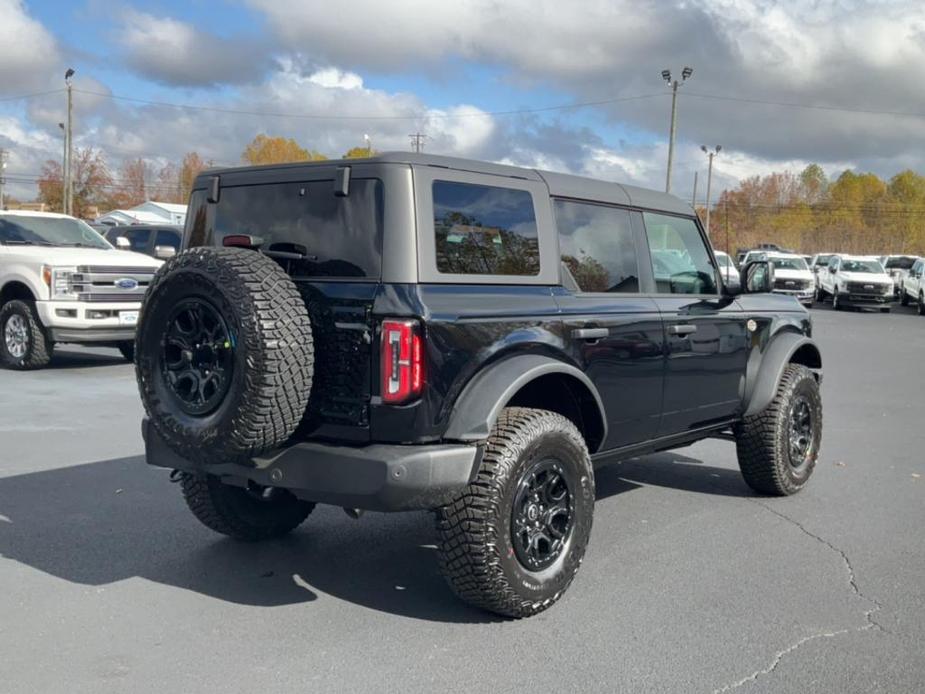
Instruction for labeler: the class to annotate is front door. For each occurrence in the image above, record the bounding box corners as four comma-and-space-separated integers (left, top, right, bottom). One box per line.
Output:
641, 212, 749, 435
552, 200, 665, 450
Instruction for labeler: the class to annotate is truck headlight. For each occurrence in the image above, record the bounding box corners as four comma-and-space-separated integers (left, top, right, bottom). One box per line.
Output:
42, 265, 78, 300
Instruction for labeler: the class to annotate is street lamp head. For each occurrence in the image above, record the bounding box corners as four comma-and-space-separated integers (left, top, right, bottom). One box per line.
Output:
64, 68, 75, 82
701, 145, 708, 153
716, 145, 722, 153
58, 122, 65, 130
681, 66, 693, 80
661, 69, 671, 83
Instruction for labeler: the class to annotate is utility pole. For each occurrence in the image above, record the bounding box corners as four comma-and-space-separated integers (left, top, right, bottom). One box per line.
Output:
57, 123, 66, 212
662, 66, 693, 194
701, 145, 721, 237
409, 132, 426, 153
363, 133, 372, 157
0, 148, 7, 209
691, 171, 698, 209
64, 68, 75, 216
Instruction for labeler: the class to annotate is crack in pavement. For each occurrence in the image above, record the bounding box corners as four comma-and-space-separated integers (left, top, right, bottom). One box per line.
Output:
710, 500, 886, 694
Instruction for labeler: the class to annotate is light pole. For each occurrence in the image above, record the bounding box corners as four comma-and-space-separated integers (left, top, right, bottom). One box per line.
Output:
58, 123, 66, 212
662, 66, 692, 194
701, 145, 721, 237
64, 68, 75, 216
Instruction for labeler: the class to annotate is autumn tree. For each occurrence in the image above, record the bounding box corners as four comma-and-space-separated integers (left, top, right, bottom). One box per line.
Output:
242, 135, 326, 165
37, 147, 114, 218
342, 146, 377, 159
110, 157, 150, 208
156, 152, 209, 203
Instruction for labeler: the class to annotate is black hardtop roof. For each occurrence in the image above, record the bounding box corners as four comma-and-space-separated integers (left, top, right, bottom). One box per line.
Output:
196, 152, 693, 217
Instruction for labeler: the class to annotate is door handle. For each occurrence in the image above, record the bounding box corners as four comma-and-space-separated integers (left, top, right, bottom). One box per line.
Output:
668, 324, 697, 336
571, 327, 610, 340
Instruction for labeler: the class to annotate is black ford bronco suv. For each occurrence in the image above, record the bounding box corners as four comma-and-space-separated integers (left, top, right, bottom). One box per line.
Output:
136, 153, 823, 618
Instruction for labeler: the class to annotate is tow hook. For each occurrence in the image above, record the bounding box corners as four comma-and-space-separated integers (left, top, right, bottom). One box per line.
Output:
343, 507, 364, 520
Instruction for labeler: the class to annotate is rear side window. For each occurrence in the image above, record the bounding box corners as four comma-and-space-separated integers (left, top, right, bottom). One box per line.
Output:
155, 229, 181, 250
554, 200, 639, 293
433, 181, 540, 276
212, 179, 383, 279
643, 212, 718, 295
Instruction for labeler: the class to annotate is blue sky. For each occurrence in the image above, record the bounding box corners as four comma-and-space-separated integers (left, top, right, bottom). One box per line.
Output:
2, 0, 925, 201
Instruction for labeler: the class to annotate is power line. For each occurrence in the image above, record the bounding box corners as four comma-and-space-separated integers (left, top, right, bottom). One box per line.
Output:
72, 88, 666, 121
0, 88, 64, 103
685, 91, 925, 120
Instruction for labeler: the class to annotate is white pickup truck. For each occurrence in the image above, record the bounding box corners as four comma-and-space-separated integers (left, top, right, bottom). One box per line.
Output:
816, 254, 894, 312
0, 211, 162, 369
899, 257, 925, 314
765, 252, 814, 306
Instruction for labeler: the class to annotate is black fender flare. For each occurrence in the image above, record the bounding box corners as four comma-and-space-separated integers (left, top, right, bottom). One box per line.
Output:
743, 333, 822, 417
443, 354, 608, 449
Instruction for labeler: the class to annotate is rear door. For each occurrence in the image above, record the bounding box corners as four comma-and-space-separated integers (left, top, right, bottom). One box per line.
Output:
552, 200, 665, 449
641, 212, 748, 435
189, 167, 385, 441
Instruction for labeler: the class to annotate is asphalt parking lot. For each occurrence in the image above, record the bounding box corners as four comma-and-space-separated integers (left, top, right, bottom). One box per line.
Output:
1, 305, 923, 694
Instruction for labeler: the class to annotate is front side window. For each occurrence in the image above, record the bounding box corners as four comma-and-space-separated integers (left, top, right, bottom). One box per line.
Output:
554, 200, 639, 293
119, 228, 152, 253
433, 181, 539, 276
643, 213, 717, 295
155, 229, 181, 250
213, 179, 383, 279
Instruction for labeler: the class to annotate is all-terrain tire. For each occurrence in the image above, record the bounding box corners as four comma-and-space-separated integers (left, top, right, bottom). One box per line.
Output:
900, 288, 909, 306
0, 299, 53, 370
117, 341, 134, 363
180, 473, 314, 541
735, 364, 822, 496
136, 247, 313, 466
434, 407, 595, 618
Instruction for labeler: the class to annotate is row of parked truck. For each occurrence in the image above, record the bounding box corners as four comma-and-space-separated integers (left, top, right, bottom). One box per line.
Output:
721, 246, 920, 313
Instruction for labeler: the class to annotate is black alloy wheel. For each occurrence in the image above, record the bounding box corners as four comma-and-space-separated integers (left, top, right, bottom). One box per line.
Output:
788, 395, 814, 471
511, 460, 575, 572
162, 298, 235, 416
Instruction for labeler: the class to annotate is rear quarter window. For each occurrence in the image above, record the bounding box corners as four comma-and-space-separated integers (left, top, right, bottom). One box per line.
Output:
433, 180, 540, 276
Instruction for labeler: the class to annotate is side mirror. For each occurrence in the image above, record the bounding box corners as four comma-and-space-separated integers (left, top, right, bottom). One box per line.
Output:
829, 266, 836, 274
740, 260, 774, 294
154, 245, 177, 260
115, 236, 131, 250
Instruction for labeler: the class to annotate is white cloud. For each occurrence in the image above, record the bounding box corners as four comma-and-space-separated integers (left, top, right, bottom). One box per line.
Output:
118, 10, 270, 87
0, 0, 60, 95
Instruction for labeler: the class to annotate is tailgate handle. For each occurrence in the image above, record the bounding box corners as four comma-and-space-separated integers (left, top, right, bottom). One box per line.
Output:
572, 327, 609, 340
668, 324, 697, 336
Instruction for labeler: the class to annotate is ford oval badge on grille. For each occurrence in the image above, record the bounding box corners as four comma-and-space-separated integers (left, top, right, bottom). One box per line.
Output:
115, 278, 139, 290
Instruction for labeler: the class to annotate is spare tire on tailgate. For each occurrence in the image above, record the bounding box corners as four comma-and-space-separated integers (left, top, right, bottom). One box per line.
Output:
136, 247, 313, 466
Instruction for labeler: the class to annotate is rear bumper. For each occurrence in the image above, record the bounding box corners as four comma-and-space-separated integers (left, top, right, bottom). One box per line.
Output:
142, 418, 481, 512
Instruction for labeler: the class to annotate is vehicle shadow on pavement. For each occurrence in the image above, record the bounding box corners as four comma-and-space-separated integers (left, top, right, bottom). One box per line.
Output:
45, 348, 127, 369
0, 452, 750, 622
0, 456, 497, 623
596, 452, 752, 499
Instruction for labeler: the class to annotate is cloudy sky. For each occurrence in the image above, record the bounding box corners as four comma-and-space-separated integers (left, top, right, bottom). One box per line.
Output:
1, 0, 924, 203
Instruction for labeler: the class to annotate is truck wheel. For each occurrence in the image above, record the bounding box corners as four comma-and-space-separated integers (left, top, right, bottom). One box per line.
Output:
918, 294, 925, 316
0, 300, 52, 370
180, 473, 314, 541
735, 364, 822, 496
434, 408, 595, 618
117, 341, 135, 363
900, 289, 909, 306
832, 291, 842, 311
136, 247, 314, 466
814, 286, 825, 303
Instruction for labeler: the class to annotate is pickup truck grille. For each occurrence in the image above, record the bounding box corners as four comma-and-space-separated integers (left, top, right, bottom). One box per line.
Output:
846, 281, 890, 296
70, 265, 155, 302
774, 278, 811, 290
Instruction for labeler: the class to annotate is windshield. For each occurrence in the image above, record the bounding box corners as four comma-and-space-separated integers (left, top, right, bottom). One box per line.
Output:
814, 254, 834, 266
841, 259, 884, 273
0, 216, 111, 250
885, 256, 916, 270
770, 256, 809, 271
714, 253, 733, 268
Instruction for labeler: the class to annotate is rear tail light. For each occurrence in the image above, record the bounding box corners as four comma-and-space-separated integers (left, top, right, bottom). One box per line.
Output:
381, 319, 423, 404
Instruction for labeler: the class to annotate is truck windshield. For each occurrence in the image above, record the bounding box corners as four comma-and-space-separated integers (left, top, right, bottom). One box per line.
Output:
770, 257, 808, 271
0, 216, 111, 250
841, 259, 884, 273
